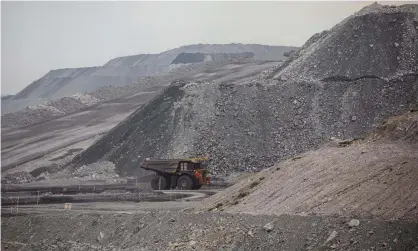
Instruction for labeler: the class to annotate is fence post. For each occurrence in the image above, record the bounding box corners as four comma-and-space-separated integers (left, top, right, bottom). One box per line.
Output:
16, 197, 19, 215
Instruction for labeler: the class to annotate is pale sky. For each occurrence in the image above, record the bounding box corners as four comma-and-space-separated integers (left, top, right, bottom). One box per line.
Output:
0, 1, 409, 95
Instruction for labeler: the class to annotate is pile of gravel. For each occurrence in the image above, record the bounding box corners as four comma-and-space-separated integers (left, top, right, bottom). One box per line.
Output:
1, 171, 34, 184
70, 4, 417, 177
3, 211, 418, 251
270, 3, 418, 82
42, 161, 121, 182
1, 93, 102, 128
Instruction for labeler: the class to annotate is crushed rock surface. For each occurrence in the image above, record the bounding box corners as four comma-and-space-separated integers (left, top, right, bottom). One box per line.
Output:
41, 161, 122, 183
2, 211, 418, 251
271, 4, 418, 82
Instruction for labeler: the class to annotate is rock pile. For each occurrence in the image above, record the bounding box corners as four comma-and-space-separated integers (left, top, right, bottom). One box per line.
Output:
1, 171, 35, 184
3, 211, 418, 251
70, 4, 418, 177
42, 161, 122, 183
2, 93, 101, 128
270, 3, 418, 82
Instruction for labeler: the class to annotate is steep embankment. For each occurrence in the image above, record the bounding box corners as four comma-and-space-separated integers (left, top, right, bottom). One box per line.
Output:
271, 3, 418, 81
195, 112, 418, 220
70, 4, 418, 177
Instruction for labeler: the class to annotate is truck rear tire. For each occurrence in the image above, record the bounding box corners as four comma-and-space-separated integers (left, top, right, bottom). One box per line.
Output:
151, 176, 169, 190
177, 175, 194, 190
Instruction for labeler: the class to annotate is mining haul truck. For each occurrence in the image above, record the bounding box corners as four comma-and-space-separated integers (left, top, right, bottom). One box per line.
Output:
139, 157, 210, 190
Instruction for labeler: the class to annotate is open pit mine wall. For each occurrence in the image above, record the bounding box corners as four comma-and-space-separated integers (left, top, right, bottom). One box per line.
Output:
71, 74, 418, 177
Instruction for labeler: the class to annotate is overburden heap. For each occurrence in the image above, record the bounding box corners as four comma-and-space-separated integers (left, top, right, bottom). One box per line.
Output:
71, 4, 418, 176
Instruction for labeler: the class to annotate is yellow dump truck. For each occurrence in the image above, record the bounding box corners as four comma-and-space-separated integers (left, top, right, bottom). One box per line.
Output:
139, 157, 210, 190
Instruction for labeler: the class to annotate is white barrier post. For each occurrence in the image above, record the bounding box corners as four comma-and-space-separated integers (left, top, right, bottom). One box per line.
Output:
16, 197, 19, 215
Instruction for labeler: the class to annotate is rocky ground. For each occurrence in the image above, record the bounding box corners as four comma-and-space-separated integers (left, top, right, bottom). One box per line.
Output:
2, 210, 418, 251
195, 112, 418, 220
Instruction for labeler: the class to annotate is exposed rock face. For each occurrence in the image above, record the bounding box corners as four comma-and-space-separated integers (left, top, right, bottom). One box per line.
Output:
70, 4, 418, 177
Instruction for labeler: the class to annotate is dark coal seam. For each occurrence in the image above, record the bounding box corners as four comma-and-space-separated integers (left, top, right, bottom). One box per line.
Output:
321, 73, 418, 82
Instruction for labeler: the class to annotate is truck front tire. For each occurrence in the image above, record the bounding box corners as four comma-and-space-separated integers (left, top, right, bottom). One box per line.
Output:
177, 175, 194, 190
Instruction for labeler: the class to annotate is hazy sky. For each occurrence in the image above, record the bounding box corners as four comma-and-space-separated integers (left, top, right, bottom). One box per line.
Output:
0, 1, 408, 94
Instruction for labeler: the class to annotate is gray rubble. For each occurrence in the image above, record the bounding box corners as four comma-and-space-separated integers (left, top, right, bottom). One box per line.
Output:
42, 161, 121, 182
2, 211, 418, 251
271, 3, 418, 82
69, 4, 418, 177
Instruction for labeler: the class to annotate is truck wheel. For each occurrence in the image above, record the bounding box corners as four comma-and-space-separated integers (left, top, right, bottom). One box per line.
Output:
151, 176, 168, 190
177, 175, 194, 190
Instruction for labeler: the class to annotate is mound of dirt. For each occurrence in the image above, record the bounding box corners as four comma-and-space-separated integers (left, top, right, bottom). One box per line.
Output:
195, 112, 418, 220
271, 4, 418, 82
69, 3, 418, 177
1, 93, 102, 128
1, 171, 34, 185
41, 161, 121, 183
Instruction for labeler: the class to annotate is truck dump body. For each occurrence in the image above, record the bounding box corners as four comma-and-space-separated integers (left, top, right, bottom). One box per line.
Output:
140, 159, 184, 173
